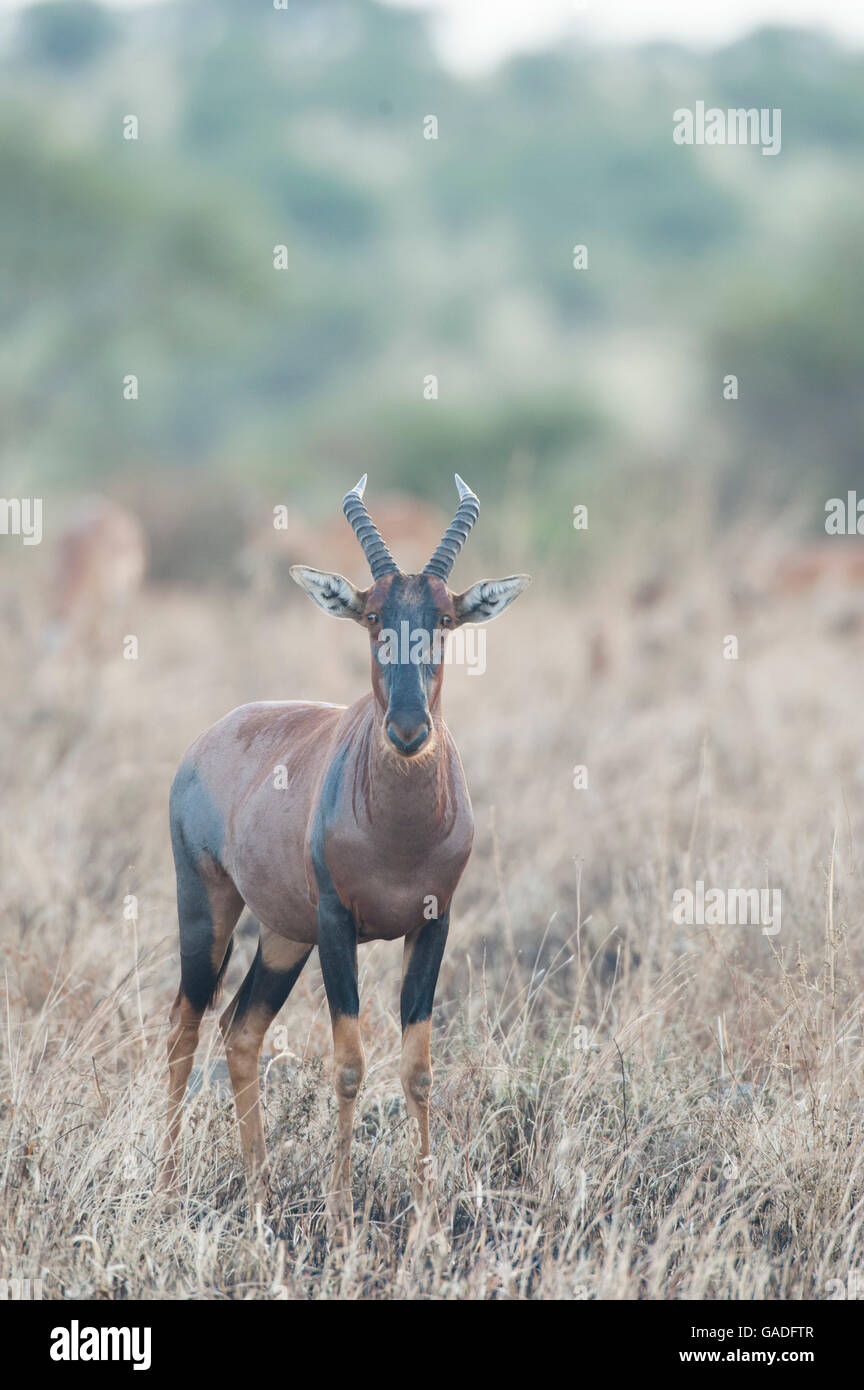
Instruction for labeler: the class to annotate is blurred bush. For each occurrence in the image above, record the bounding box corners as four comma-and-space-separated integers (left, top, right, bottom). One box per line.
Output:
2, 0, 863, 577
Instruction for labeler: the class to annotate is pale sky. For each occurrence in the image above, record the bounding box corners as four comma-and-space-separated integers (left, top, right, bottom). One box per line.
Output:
3, 0, 863, 71
392, 0, 864, 71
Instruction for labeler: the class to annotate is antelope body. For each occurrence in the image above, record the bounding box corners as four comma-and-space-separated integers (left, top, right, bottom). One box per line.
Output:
773, 541, 864, 596
160, 476, 530, 1225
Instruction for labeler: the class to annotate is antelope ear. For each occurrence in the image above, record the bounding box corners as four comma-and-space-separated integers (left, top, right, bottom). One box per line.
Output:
289, 566, 366, 620
453, 574, 531, 624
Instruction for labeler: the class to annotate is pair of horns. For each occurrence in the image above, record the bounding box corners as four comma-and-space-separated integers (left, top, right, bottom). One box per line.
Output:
342, 474, 479, 581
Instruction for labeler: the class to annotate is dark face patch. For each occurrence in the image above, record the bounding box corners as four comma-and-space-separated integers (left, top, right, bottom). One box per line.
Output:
363, 575, 453, 755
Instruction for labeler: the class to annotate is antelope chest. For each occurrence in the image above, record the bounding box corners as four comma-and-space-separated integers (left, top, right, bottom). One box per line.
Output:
320, 806, 473, 942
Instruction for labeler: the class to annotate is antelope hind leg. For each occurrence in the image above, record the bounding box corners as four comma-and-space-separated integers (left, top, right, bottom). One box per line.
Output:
220, 928, 311, 1209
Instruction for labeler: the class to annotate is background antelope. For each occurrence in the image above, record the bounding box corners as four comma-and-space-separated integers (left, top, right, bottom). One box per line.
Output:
160, 476, 530, 1225
43, 497, 147, 657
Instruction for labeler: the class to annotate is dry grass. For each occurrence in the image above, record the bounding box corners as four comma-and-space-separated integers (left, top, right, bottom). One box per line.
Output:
1, 535, 863, 1300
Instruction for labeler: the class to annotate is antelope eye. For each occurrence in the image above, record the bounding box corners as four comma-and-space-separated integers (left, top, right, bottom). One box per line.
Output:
441, 614, 453, 626
366, 612, 378, 624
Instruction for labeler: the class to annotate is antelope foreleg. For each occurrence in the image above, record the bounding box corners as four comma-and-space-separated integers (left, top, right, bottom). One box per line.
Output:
318, 894, 365, 1235
400, 910, 449, 1216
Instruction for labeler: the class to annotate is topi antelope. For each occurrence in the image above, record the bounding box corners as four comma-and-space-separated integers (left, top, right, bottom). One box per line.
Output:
159, 476, 530, 1225
44, 497, 147, 656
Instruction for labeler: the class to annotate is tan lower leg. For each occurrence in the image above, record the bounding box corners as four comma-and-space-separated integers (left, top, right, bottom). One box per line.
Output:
330, 1015, 365, 1222
158, 993, 204, 1191
220, 1002, 273, 1197
220, 932, 310, 1203
400, 1020, 434, 1205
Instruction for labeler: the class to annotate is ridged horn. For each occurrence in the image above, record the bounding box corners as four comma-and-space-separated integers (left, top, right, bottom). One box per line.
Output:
342, 474, 399, 580
423, 474, 480, 580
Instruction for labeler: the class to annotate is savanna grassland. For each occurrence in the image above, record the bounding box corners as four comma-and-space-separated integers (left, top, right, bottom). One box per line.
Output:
1, 524, 863, 1301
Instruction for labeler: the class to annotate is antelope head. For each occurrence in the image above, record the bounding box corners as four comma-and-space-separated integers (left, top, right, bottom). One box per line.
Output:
291, 476, 531, 757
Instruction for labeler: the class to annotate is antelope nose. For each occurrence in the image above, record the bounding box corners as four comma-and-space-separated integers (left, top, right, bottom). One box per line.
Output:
386, 718, 431, 755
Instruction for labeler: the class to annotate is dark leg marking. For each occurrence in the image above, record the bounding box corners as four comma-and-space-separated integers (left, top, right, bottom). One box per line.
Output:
311, 741, 361, 1023
221, 938, 311, 1033
160, 762, 242, 1193
400, 909, 450, 1028
310, 744, 365, 1228
170, 761, 235, 1011
317, 896, 360, 1019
